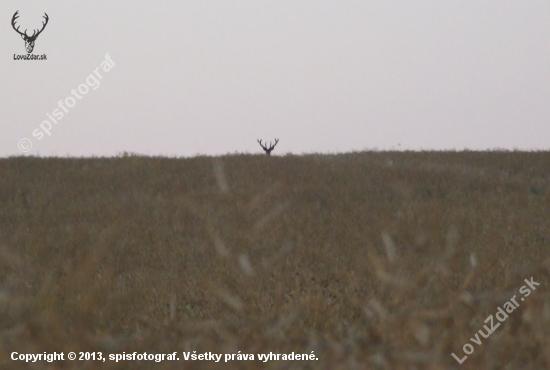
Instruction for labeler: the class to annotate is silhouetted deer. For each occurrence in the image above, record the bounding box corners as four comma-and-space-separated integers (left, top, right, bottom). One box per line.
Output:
257, 139, 279, 156
12, 11, 49, 54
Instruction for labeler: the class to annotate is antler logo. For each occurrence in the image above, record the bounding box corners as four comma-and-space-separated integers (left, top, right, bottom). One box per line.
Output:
11, 11, 49, 54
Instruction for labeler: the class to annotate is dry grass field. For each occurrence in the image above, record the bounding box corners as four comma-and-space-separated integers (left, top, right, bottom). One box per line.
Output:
1, 151, 549, 369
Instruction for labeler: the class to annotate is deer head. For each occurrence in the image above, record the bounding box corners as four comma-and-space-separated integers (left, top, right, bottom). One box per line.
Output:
257, 138, 279, 156
12, 11, 49, 54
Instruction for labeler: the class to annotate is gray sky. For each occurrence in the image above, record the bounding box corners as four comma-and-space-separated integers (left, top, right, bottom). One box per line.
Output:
2, 1, 549, 157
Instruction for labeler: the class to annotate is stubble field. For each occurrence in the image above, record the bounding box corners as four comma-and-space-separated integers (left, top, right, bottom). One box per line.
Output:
1, 151, 549, 369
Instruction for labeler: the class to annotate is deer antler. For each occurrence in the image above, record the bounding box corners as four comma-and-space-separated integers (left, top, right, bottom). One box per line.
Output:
11, 11, 26, 37
257, 138, 279, 156
30, 13, 49, 40
11, 11, 48, 39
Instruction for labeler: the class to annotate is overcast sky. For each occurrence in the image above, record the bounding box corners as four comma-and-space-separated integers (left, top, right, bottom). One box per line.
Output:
1, 1, 549, 157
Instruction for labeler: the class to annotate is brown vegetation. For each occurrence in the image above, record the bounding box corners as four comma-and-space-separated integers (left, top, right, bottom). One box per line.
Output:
1, 150, 549, 369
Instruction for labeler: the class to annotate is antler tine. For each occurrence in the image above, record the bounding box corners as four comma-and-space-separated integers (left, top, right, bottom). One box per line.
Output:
12, 11, 20, 24
42, 13, 49, 28
257, 139, 268, 150
269, 138, 279, 150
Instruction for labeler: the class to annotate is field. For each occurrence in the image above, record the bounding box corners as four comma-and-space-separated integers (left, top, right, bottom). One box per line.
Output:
1, 151, 549, 369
